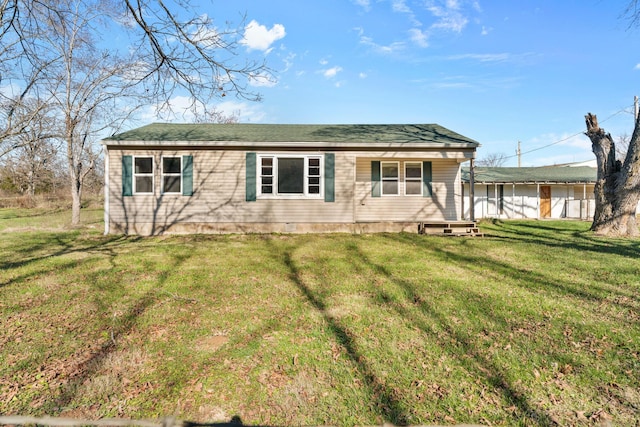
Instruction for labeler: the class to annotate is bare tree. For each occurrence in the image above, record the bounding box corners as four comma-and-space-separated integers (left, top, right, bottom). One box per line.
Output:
0, 99, 60, 197
18, 0, 146, 224
623, 0, 640, 26
616, 132, 631, 159
476, 152, 507, 167
192, 107, 240, 124
584, 113, 640, 237
1, 0, 272, 224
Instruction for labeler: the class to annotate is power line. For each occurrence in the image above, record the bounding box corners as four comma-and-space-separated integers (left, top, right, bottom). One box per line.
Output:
500, 106, 632, 162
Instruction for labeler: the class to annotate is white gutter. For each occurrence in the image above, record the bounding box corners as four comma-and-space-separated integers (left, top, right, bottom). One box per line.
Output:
101, 139, 478, 150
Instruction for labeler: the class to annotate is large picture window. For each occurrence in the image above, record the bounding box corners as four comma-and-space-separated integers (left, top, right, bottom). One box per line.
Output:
134, 157, 153, 194
258, 155, 323, 197
162, 156, 182, 194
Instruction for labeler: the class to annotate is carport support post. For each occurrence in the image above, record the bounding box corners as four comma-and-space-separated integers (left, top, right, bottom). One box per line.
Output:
536, 183, 540, 219
469, 158, 475, 221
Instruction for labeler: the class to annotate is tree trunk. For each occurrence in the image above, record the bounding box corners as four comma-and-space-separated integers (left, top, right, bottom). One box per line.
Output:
585, 113, 640, 237
70, 165, 82, 225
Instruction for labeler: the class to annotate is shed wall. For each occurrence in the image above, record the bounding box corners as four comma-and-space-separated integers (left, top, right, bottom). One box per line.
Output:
463, 183, 596, 220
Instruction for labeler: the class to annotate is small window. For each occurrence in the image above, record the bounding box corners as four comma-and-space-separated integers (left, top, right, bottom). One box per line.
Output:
381, 162, 399, 195
134, 157, 153, 193
260, 157, 274, 194
162, 156, 182, 194
405, 162, 422, 195
308, 158, 321, 194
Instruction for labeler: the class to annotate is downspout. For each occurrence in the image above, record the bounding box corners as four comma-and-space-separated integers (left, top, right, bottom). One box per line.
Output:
469, 158, 475, 222
461, 181, 465, 220
104, 147, 109, 235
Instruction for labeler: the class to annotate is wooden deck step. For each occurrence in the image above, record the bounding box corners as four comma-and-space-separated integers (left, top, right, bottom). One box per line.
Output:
418, 221, 483, 237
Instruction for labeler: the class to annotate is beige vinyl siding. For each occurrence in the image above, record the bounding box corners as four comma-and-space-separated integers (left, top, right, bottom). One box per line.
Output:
108, 149, 355, 230
355, 157, 461, 222
107, 147, 468, 233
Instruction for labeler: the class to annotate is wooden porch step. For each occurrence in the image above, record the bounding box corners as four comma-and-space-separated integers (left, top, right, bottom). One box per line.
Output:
418, 221, 483, 237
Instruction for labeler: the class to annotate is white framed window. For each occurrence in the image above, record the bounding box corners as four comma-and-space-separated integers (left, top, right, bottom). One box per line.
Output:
133, 156, 153, 194
381, 161, 399, 195
405, 162, 422, 196
258, 155, 323, 198
162, 156, 182, 194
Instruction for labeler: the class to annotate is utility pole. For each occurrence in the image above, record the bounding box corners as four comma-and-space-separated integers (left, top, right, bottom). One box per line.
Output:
635, 95, 638, 122
517, 141, 521, 168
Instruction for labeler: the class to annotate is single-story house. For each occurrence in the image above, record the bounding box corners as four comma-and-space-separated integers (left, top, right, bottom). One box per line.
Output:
102, 123, 480, 235
461, 166, 597, 220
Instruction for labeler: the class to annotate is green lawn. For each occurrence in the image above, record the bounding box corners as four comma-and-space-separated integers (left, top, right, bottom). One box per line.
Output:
1, 209, 639, 426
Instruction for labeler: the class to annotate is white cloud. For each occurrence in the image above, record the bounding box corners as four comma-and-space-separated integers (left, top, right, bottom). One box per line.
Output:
446, 0, 461, 9
190, 15, 221, 49
359, 72, 368, 79
142, 95, 267, 123
323, 66, 343, 78
431, 14, 468, 32
531, 132, 591, 150
425, 0, 469, 33
409, 28, 429, 48
0, 82, 22, 98
447, 53, 511, 62
282, 52, 296, 72
635, 63, 640, 70
359, 35, 406, 54
248, 72, 277, 87
392, 0, 411, 13
444, 52, 538, 67
242, 20, 286, 53
353, 0, 370, 10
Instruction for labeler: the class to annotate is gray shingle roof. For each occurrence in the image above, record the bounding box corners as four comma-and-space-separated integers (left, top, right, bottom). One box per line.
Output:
104, 123, 480, 147
461, 166, 597, 184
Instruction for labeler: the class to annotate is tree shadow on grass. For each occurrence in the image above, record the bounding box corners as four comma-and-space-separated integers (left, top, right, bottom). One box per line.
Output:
265, 238, 411, 425
4, 236, 197, 415
390, 230, 639, 317
485, 220, 640, 259
0, 234, 140, 289
340, 239, 560, 426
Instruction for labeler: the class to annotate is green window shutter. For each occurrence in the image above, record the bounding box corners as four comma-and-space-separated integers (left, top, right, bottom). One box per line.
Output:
324, 153, 335, 202
246, 152, 257, 202
122, 155, 132, 196
422, 161, 433, 197
371, 160, 381, 197
182, 155, 193, 196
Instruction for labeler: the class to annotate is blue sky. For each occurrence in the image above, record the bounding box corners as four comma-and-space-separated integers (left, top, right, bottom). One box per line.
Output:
164, 0, 640, 166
